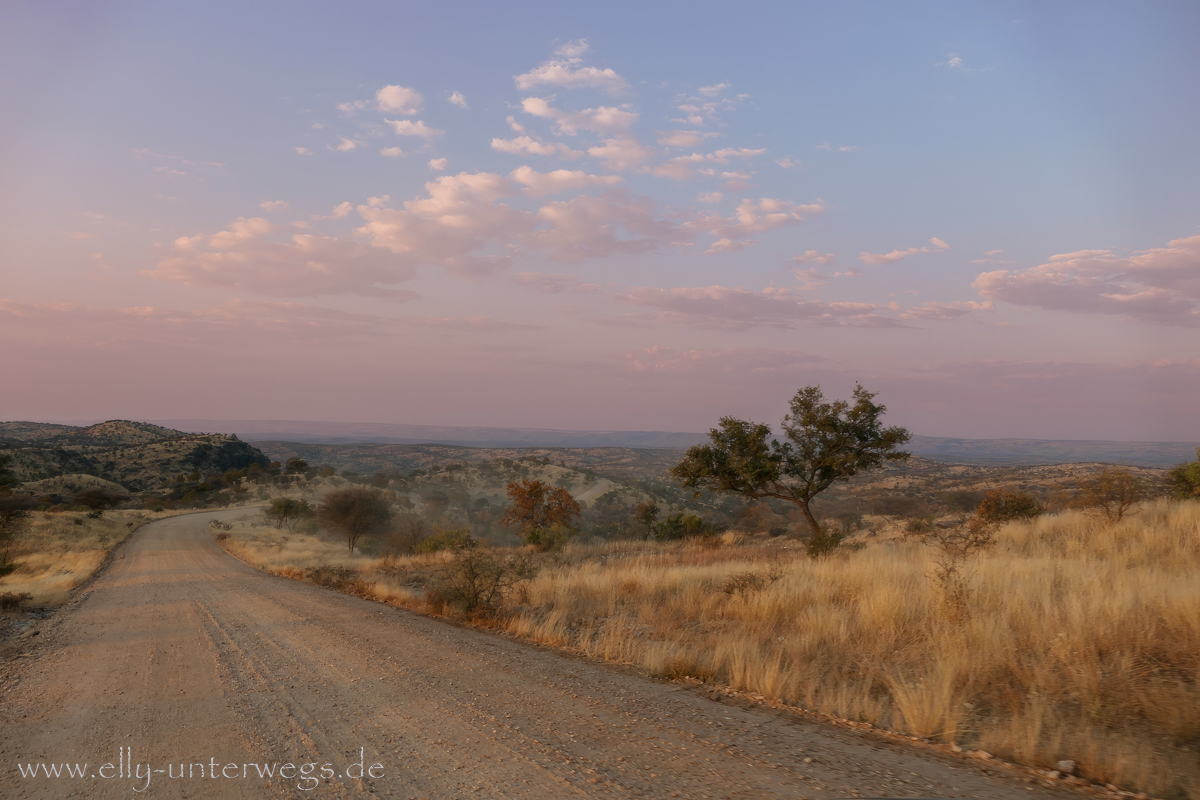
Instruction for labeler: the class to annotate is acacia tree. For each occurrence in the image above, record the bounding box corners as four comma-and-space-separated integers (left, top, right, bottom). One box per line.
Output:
500, 480, 581, 544
74, 487, 130, 518
1079, 467, 1144, 522
264, 497, 314, 533
317, 488, 393, 554
671, 384, 911, 539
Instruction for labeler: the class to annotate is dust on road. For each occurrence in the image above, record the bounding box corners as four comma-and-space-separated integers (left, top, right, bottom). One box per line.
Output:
1, 509, 1080, 799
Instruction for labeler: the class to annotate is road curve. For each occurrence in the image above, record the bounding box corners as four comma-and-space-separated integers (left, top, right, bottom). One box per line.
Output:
1, 509, 1078, 799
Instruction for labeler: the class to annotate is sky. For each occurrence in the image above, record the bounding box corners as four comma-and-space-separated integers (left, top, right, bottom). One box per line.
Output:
1, 0, 1198, 440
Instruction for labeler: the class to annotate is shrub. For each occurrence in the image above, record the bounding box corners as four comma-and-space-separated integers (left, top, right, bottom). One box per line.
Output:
976, 489, 1043, 523
806, 525, 851, 558
654, 512, 714, 541
416, 526, 476, 554
428, 548, 535, 616
523, 522, 577, 552
1078, 467, 1145, 523
1167, 449, 1200, 500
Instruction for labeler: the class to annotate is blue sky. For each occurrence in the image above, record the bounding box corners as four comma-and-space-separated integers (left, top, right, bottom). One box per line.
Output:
2, 1, 1198, 438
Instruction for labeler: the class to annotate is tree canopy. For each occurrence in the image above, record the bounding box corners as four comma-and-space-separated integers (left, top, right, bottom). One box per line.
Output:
671, 384, 911, 538
316, 488, 393, 554
500, 479, 581, 543
264, 496, 314, 533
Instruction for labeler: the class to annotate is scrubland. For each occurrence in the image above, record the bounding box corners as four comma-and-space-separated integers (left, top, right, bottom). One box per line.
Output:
222, 500, 1200, 799
0, 510, 168, 606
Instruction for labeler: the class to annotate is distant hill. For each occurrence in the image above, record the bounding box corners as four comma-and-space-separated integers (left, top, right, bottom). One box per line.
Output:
155, 419, 709, 449
155, 419, 1199, 469
0, 420, 270, 491
908, 436, 1199, 469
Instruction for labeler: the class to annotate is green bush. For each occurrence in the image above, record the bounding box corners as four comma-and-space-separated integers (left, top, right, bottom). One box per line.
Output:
416, 526, 476, 554
1168, 449, 1200, 500
654, 512, 714, 541
976, 489, 1043, 523
523, 522, 577, 552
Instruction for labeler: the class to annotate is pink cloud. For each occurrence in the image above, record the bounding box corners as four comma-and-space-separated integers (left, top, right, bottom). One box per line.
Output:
616, 285, 898, 329
510, 166, 622, 198
692, 198, 824, 252
973, 234, 1200, 326
146, 218, 418, 300
526, 191, 682, 263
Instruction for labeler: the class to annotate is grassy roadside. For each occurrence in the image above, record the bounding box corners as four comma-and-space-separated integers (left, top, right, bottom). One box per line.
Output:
218, 502, 1200, 800
0, 510, 188, 608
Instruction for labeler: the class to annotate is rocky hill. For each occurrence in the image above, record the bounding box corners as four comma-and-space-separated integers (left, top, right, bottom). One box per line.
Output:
0, 420, 270, 491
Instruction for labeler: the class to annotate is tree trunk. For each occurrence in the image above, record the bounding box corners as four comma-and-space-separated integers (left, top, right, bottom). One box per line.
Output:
798, 499, 821, 539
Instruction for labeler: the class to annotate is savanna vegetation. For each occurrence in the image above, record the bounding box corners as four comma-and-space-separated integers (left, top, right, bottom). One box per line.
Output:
210, 387, 1200, 800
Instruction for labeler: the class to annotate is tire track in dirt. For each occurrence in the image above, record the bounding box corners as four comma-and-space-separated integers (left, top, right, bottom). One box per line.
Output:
0, 508, 1087, 799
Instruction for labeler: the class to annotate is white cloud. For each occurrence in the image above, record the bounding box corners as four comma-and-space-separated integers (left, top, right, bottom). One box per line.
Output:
691, 198, 824, 253
258, 200, 290, 212
859, 247, 927, 265
520, 96, 637, 135
986, 249, 1003, 256
657, 130, 714, 148
381, 147, 403, 157
514, 40, 628, 95
697, 82, 729, 97
792, 250, 835, 265
526, 192, 682, 263
587, 136, 656, 172
697, 192, 723, 203
295, 147, 312, 155
555, 40, 589, 58
838, 145, 862, 153
447, 91, 468, 109
332, 137, 360, 152
509, 166, 622, 198
930, 237, 950, 250
428, 158, 448, 170
386, 119, 443, 138
375, 85, 423, 115
775, 157, 801, 168
490, 136, 583, 159
147, 218, 416, 300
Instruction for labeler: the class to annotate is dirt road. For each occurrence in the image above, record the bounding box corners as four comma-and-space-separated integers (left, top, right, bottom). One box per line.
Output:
1, 509, 1080, 799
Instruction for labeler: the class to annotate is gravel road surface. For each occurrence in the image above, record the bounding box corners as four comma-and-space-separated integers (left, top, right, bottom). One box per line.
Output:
0, 509, 1083, 799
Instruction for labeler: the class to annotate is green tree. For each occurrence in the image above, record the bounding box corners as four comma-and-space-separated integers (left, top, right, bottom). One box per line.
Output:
284, 457, 309, 475
654, 512, 712, 541
74, 487, 130, 518
1168, 449, 1200, 500
671, 384, 911, 540
263, 497, 314, 533
317, 488, 394, 554
634, 501, 660, 537
975, 489, 1043, 523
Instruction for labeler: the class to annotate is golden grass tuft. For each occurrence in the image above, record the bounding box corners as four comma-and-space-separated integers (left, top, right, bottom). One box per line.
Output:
0, 510, 168, 606
226, 501, 1200, 799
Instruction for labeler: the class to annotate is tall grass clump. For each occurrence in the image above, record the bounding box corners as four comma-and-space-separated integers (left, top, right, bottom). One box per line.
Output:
224, 502, 1200, 799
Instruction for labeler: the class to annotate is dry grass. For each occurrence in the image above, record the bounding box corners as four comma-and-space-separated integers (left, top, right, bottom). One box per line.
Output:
223, 501, 1200, 800
0, 510, 170, 606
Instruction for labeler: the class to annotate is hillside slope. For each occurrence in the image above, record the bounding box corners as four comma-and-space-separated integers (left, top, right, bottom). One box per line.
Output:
1, 420, 269, 491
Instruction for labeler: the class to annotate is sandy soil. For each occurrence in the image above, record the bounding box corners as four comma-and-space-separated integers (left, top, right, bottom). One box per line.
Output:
0, 509, 1086, 799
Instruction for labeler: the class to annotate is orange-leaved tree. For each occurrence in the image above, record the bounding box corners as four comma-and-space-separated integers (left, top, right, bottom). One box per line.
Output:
500, 480, 581, 546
